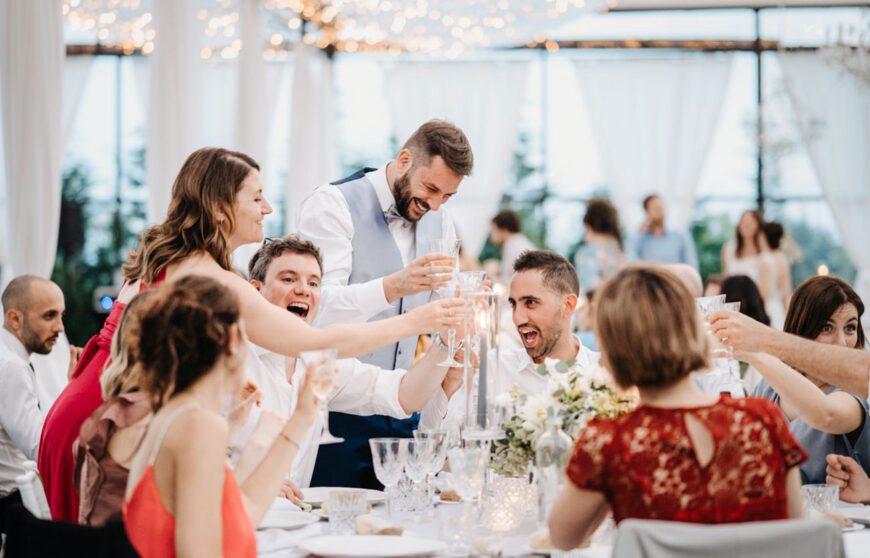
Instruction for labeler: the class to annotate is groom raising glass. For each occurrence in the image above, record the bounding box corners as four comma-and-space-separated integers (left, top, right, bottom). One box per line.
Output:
297, 120, 473, 489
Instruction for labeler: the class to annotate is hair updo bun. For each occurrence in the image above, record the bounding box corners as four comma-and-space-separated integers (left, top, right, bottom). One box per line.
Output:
131, 275, 241, 410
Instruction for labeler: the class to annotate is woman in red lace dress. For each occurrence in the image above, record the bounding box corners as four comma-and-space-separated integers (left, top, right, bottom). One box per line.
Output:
549, 266, 806, 550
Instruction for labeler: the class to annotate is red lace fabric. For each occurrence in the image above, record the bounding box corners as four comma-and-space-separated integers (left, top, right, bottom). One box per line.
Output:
566, 395, 807, 524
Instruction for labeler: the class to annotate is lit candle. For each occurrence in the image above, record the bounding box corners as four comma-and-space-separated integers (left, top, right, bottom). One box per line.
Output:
477, 310, 487, 428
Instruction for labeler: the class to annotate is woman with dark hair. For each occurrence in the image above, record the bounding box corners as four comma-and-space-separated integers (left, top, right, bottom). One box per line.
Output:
720, 275, 770, 326
39, 147, 463, 521
574, 198, 626, 294
548, 267, 804, 550
762, 222, 792, 329
722, 210, 770, 302
748, 275, 870, 484
123, 276, 318, 557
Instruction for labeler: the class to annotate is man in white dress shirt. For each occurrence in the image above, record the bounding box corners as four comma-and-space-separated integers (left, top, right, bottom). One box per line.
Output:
422, 250, 603, 430
0, 276, 66, 498
297, 120, 473, 488
234, 237, 463, 488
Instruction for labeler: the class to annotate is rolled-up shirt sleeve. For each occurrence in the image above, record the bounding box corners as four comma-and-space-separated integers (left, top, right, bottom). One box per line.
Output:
297, 186, 393, 326
0, 361, 43, 460
329, 358, 410, 419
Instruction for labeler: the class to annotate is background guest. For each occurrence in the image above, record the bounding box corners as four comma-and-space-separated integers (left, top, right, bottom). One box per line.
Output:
720, 275, 770, 326
123, 276, 318, 558
749, 276, 870, 484
704, 274, 724, 297
488, 208, 536, 286
722, 210, 770, 301
1, 276, 67, 501
762, 222, 793, 330
574, 198, 626, 295
548, 267, 805, 549
629, 194, 698, 269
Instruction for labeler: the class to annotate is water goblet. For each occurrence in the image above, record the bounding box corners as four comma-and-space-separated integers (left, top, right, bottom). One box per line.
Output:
405, 438, 433, 512
448, 446, 489, 518
369, 437, 408, 520
414, 430, 449, 511
299, 349, 343, 444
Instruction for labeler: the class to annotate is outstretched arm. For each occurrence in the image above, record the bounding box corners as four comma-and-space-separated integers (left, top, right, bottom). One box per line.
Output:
742, 352, 864, 434
711, 311, 870, 397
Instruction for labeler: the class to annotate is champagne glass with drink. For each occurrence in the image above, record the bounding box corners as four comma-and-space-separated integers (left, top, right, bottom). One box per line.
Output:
299, 349, 343, 444
428, 239, 462, 367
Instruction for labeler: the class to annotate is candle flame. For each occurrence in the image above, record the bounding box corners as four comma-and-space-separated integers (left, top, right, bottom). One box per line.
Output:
817, 264, 830, 276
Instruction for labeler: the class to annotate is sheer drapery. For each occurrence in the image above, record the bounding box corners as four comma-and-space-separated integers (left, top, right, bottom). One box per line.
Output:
384, 61, 529, 255
285, 43, 338, 232
0, 1, 64, 281
779, 52, 870, 310
573, 54, 733, 232
146, 0, 201, 224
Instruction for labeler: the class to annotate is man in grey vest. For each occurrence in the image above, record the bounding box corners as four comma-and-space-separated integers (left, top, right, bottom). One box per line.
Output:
297, 120, 473, 488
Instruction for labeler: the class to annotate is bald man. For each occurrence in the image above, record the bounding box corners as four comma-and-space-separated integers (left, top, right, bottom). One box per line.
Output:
0, 275, 66, 498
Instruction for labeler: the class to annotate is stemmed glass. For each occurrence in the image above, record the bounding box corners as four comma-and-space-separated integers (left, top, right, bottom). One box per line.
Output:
369, 437, 408, 520
413, 430, 449, 512
447, 445, 489, 548
299, 349, 343, 445
404, 438, 433, 513
436, 270, 487, 368
429, 239, 462, 367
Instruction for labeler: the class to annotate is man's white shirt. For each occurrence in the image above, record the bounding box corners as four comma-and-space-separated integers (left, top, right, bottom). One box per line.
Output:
236, 342, 439, 488
0, 328, 44, 496
296, 165, 457, 326
419, 339, 604, 433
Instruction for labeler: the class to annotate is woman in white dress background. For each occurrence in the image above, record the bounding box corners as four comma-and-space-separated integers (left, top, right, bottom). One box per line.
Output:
722, 209, 770, 303
761, 222, 793, 330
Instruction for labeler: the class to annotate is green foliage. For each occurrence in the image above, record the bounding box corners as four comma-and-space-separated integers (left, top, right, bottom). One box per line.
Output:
691, 214, 732, 282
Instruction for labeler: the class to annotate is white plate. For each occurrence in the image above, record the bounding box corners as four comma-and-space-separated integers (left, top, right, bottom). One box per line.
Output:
299, 535, 446, 557
842, 523, 865, 532
302, 487, 386, 506
258, 507, 319, 530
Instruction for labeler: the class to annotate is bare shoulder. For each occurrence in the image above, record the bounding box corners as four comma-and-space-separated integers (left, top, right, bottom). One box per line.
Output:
161, 407, 228, 459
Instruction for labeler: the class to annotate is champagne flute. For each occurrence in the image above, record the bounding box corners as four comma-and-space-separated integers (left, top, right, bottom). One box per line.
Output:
429, 239, 462, 367
299, 349, 343, 445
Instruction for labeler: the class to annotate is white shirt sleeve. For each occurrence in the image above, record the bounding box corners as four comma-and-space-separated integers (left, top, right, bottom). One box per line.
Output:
0, 361, 43, 460
328, 358, 411, 419
296, 186, 393, 326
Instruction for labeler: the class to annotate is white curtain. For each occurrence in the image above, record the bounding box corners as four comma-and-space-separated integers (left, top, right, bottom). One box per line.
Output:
0, 1, 64, 280
573, 55, 733, 232
285, 44, 338, 232
779, 52, 870, 308
146, 0, 200, 224
384, 61, 530, 255
62, 56, 95, 148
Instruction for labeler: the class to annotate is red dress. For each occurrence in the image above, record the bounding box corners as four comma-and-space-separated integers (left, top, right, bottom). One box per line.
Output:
123, 465, 256, 558
566, 395, 807, 524
39, 271, 165, 521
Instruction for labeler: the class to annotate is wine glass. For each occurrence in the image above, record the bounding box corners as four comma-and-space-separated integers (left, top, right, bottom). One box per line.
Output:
414, 430, 449, 511
299, 349, 343, 445
429, 239, 463, 367
369, 437, 408, 520
404, 439, 433, 512
447, 446, 489, 528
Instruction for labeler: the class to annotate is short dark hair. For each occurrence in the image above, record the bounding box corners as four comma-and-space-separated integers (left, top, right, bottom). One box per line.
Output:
595, 266, 709, 389
642, 194, 660, 210
402, 120, 473, 177
720, 275, 770, 326
513, 250, 579, 297
492, 209, 522, 234
2, 275, 45, 315
764, 222, 785, 250
583, 198, 623, 250
248, 235, 323, 283
784, 276, 865, 348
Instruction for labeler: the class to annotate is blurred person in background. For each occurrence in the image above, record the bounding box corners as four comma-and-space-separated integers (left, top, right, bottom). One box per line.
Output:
574, 199, 626, 296
762, 222, 793, 330
722, 210, 770, 302
704, 274, 724, 298
489, 208, 535, 286
629, 194, 698, 270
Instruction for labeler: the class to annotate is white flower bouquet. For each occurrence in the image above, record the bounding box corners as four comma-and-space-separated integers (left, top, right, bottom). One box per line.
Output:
490, 358, 637, 477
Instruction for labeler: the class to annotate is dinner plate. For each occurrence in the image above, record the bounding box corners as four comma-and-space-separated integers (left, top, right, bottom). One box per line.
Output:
842, 523, 865, 532
257, 507, 319, 530
302, 487, 386, 506
299, 535, 446, 557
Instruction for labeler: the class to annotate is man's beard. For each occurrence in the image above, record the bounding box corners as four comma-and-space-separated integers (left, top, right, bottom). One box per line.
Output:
521, 323, 563, 362
21, 321, 57, 355
393, 170, 428, 222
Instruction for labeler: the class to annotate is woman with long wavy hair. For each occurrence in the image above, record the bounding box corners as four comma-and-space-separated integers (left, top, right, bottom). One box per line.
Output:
40, 147, 462, 521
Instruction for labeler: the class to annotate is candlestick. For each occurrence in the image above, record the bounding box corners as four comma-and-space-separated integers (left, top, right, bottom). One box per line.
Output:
478, 331, 487, 428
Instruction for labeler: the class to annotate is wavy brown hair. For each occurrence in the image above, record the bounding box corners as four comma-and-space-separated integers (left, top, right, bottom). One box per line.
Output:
583, 198, 623, 250
100, 289, 158, 400
123, 148, 260, 284
735, 209, 764, 258
784, 276, 865, 348
131, 276, 241, 411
